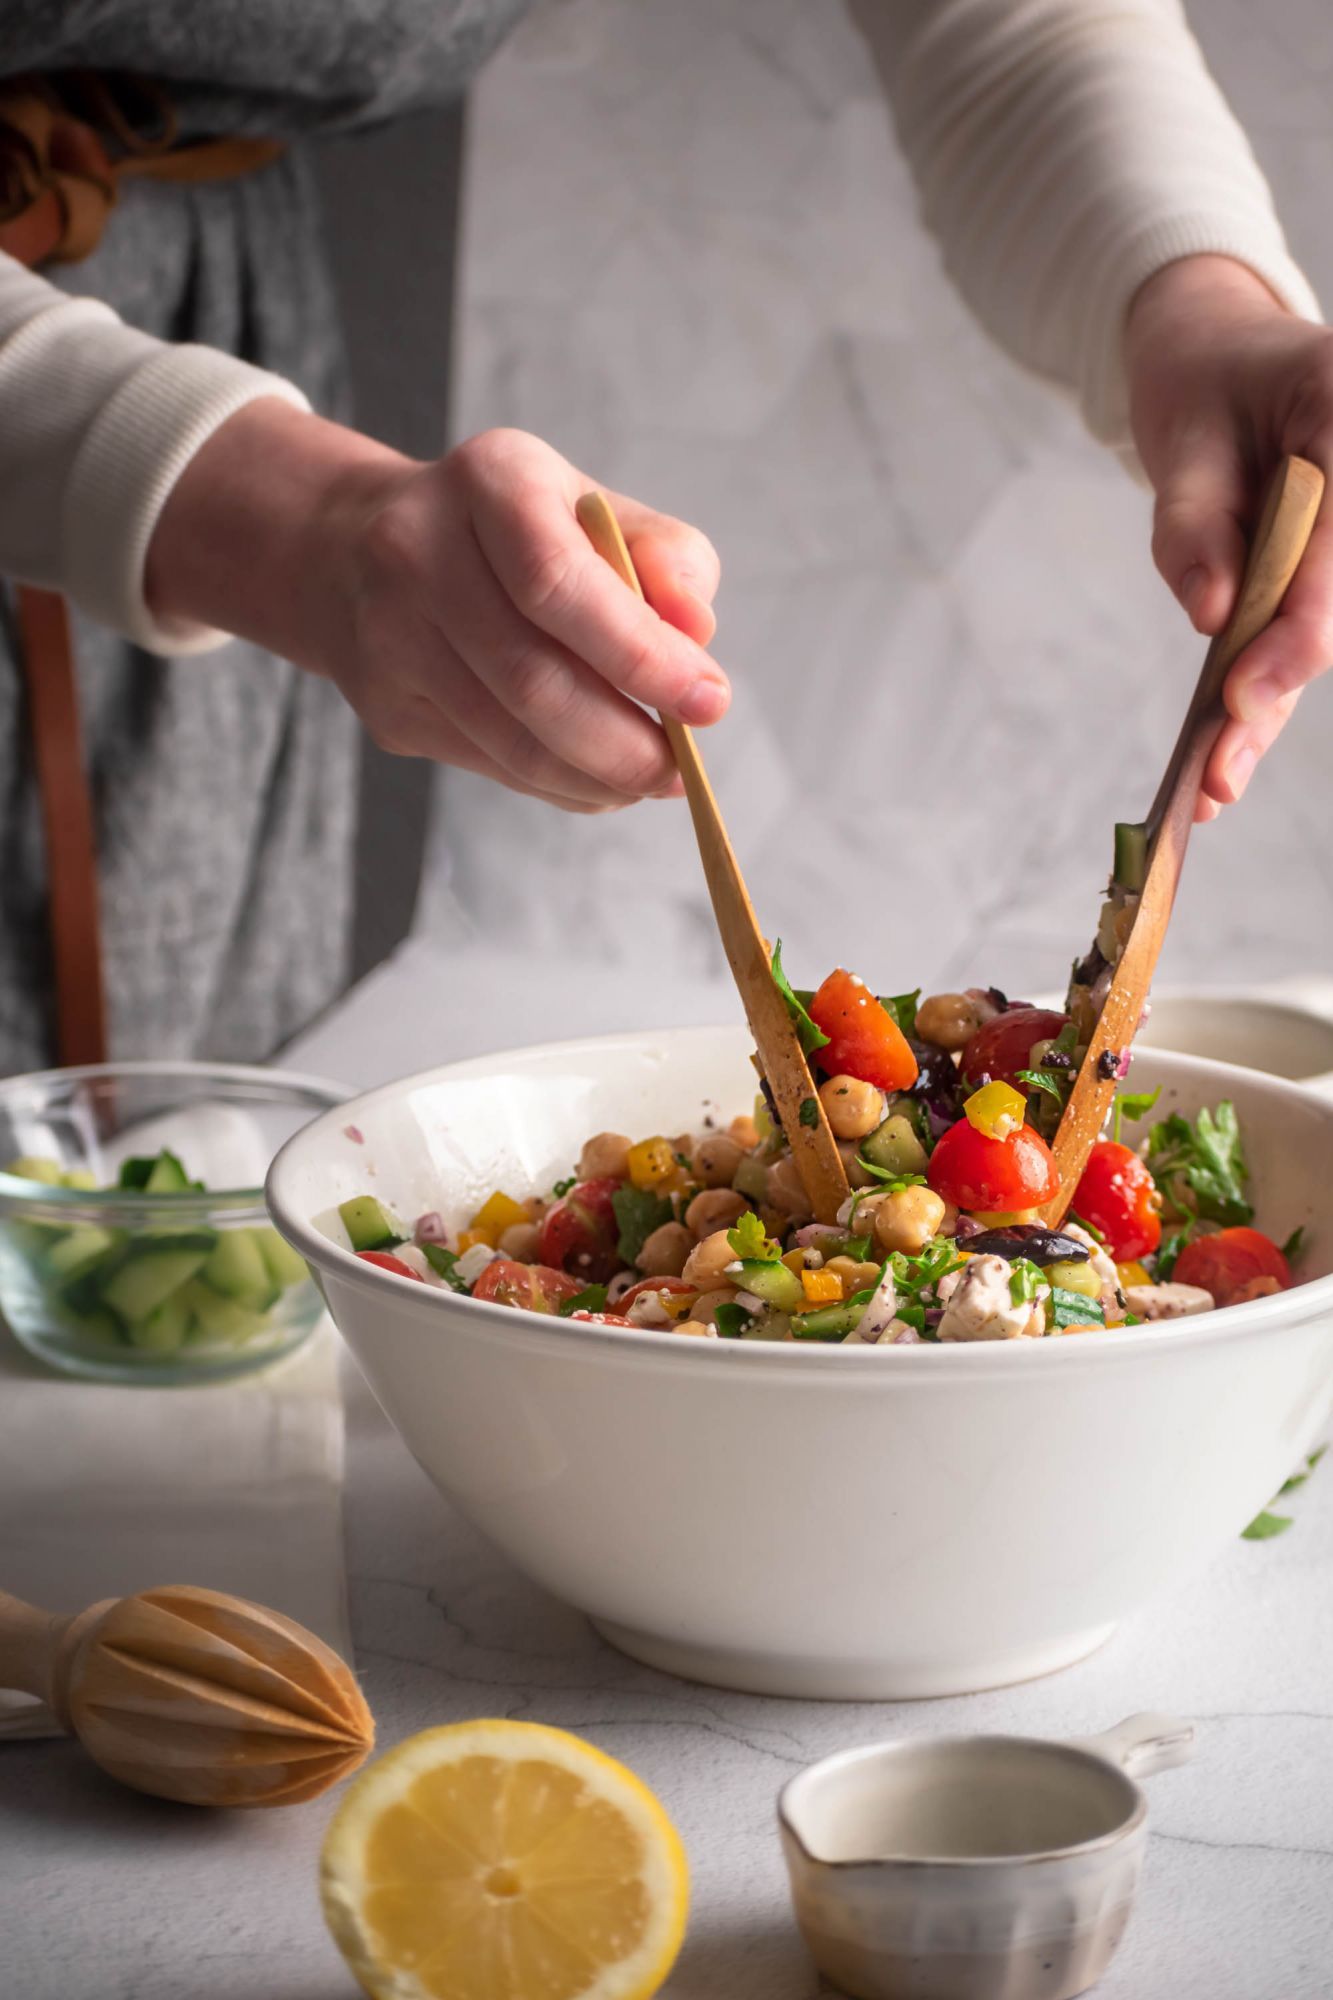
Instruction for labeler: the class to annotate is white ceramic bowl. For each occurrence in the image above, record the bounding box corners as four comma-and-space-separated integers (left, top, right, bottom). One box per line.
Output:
267, 1029, 1333, 1700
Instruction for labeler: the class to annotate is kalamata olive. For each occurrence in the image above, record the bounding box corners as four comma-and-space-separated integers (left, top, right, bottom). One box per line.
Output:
963, 1224, 1090, 1265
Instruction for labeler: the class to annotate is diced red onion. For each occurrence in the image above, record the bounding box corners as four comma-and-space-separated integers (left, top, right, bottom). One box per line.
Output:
892, 1325, 922, 1345
795, 1224, 845, 1249
343, 1124, 364, 1145
858, 1268, 901, 1341
734, 1290, 765, 1314
414, 1211, 448, 1245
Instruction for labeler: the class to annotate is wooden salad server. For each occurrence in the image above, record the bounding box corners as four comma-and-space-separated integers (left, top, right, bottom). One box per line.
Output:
0, 1581, 374, 1807
1044, 454, 1325, 1223
577, 490, 850, 1224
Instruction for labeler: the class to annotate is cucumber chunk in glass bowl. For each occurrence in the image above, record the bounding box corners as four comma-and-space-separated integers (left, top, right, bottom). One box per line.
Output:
0, 1063, 344, 1384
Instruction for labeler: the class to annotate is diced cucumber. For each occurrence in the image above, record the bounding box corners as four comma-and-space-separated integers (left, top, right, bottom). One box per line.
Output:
5, 1155, 63, 1185
861, 1113, 929, 1177
1045, 1258, 1102, 1299
734, 1258, 804, 1312
126, 1290, 194, 1353
791, 1300, 865, 1341
53, 1303, 125, 1349
42, 1224, 121, 1282
101, 1238, 215, 1323
201, 1229, 276, 1309
731, 1157, 770, 1203
60, 1167, 99, 1191
1113, 821, 1148, 893
254, 1225, 309, 1292
144, 1150, 193, 1193
180, 1279, 267, 1347
338, 1195, 404, 1252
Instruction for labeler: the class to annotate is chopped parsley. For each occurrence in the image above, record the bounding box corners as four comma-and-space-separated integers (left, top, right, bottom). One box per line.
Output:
1146, 1101, 1252, 1227
770, 941, 830, 1057
798, 1096, 819, 1129
1281, 1225, 1307, 1264
552, 1173, 577, 1198
1112, 1084, 1161, 1144
1016, 1068, 1065, 1105
558, 1284, 609, 1318
1243, 1446, 1327, 1542
856, 1158, 928, 1189
611, 1186, 674, 1267
422, 1243, 470, 1291
1008, 1259, 1047, 1306
713, 1301, 751, 1339
727, 1209, 782, 1263
881, 988, 920, 1038
1048, 1286, 1105, 1331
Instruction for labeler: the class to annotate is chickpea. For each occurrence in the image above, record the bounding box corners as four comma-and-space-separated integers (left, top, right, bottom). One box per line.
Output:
838, 1141, 877, 1190
765, 1153, 813, 1222
578, 1131, 632, 1182
818, 1074, 886, 1141
497, 1220, 541, 1261
849, 1190, 889, 1234
873, 1185, 947, 1255
691, 1133, 744, 1188
914, 992, 984, 1053
676, 1318, 719, 1338
682, 1231, 741, 1290
685, 1187, 748, 1240
729, 1113, 760, 1150
637, 1219, 692, 1277
826, 1255, 882, 1292
689, 1287, 739, 1326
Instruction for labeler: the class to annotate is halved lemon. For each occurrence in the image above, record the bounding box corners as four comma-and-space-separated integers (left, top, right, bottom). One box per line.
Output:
320, 1719, 689, 2000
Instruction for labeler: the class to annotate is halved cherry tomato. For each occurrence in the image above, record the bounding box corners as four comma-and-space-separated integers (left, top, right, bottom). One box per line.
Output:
1071, 1141, 1162, 1261
471, 1260, 584, 1313
569, 1310, 636, 1326
356, 1250, 423, 1281
537, 1176, 622, 1282
961, 1008, 1070, 1088
1174, 1228, 1290, 1309
927, 1117, 1059, 1212
618, 1277, 695, 1307
809, 969, 918, 1091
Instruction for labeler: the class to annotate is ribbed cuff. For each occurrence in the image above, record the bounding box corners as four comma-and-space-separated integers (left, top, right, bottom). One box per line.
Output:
1083, 213, 1324, 459
62, 344, 310, 656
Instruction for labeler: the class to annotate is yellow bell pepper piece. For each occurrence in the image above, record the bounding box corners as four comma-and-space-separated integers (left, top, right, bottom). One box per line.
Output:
456, 1228, 493, 1254
469, 1191, 530, 1242
627, 1136, 679, 1189
801, 1267, 844, 1304
963, 1080, 1027, 1141
1046, 1258, 1102, 1299
1117, 1260, 1151, 1289
970, 1208, 1039, 1228
781, 1248, 806, 1275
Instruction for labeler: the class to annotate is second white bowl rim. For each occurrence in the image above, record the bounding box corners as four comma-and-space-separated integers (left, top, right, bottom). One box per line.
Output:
265, 1025, 1333, 1372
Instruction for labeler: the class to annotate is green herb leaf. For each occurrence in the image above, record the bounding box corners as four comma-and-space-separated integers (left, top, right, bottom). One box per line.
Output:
842, 1234, 873, 1263
1112, 1084, 1161, 1145
1241, 1509, 1293, 1541
1281, 1225, 1306, 1263
1278, 1444, 1327, 1495
1067, 1209, 1107, 1245
1048, 1286, 1105, 1331
422, 1243, 470, 1292
1016, 1068, 1064, 1104
1146, 1101, 1252, 1227
713, 1301, 751, 1339
611, 1185, 675, 1267
771, 941, 830, 1057
881, 989, 920, 1038
558, 1284, 609, 1318
798, 1096, 819, 1129
856, 1157, 928, 1189
552, 1174, 577, 1198
727, 1209, 780, 1263
1008, 1259, 1047, 1306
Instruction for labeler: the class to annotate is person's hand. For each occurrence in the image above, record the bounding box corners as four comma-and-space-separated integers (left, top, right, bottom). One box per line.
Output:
1125, 254, 1333, 821
146, 409, 727, 813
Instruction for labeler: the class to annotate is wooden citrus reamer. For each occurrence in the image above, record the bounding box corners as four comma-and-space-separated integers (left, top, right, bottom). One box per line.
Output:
0, 1581, 374, 1806
576, 491, 850, 1224
1044, 454, 1325, 1221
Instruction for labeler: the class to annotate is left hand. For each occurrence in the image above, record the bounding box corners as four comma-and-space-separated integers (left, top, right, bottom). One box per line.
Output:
1125, 253, 1333, 820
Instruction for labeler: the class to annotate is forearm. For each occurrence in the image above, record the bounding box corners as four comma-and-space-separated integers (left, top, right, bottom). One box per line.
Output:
0, 249, 309, 650
848, 0, 1320, 448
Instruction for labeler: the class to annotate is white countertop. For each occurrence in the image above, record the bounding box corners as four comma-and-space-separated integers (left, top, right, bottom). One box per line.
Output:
5, 939, 1333, 1999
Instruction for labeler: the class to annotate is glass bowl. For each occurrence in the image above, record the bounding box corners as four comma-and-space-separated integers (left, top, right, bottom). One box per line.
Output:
0, 1062, 345, 1384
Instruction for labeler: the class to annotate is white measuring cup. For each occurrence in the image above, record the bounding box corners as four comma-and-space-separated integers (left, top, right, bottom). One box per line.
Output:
778, 1713, 1194, 2000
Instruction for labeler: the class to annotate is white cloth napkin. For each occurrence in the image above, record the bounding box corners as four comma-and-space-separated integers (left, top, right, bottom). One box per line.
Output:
0, 1319, 348, 1739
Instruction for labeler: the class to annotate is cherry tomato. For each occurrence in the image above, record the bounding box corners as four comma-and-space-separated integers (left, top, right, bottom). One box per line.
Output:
1174, 1228, 1290, 1309
569, 1310, 636, 1326
471, 1259, 585, 1313
961, 1008, 1070, 1088
618, 1277, 695, 1307
927, 1117, 1059, 1212
537, 1176, 623, 1282
356, 1250, 423, 1280
1070, 1141, 1162, 1261
809, 969, 919, 1091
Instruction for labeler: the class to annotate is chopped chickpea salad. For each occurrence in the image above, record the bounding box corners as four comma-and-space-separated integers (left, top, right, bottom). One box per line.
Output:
332, 962, 1304, 1344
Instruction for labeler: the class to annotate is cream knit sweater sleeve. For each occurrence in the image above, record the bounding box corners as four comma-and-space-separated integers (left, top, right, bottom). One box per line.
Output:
848, 0, 1321, 441
0, 0, 1321, 656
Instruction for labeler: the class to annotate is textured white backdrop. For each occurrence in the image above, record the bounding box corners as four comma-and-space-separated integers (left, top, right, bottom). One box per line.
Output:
421, 0, 1333, 1003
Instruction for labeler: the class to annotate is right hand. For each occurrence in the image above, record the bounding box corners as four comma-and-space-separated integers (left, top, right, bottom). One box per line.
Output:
147, 410, 728, 813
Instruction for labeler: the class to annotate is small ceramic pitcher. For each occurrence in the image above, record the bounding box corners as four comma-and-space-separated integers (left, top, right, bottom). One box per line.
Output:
778, 1713, 1194, 2000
